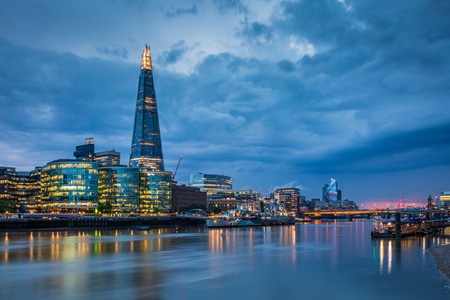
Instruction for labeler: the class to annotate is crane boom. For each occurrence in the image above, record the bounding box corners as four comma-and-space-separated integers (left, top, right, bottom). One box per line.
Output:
172, 155, 183, 181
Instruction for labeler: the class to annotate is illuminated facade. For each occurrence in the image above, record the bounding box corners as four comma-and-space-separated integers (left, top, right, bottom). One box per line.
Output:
40, 160, 98, 213
0, 167, 40, 212
206, 189, 259, 213
95, 150, 121, 167
190, 173, 232, 195
274, 188, 300, 217
98, 167, 140, 214
322, 178, 341, 202
139, 171, 172, 214
129, 45, 165, 171
437, 191, 450, 209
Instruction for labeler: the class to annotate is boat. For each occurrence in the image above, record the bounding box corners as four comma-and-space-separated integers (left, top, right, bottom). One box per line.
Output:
371, 229, 396, 238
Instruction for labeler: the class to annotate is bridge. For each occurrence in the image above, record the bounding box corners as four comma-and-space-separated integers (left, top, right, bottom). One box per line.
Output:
302, 209, 449, 219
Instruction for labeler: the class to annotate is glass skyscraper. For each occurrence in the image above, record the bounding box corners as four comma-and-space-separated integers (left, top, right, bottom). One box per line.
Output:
129, 45, 165, 171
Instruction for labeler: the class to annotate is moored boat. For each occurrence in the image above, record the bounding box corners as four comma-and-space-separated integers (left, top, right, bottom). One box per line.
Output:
206, 215, 295, 228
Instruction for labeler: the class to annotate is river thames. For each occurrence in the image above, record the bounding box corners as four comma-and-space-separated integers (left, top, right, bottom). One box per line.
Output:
0, 220, 449, 299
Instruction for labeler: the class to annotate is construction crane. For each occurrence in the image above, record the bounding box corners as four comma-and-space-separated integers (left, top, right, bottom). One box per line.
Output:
172, 155, 183, 182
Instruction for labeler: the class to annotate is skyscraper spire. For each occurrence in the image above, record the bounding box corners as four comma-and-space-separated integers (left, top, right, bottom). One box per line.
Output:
141, 44, 152, 70
129, 45, 164, 171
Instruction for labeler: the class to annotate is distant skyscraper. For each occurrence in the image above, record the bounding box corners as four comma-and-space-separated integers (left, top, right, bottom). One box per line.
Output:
189, 173, 232, 195
129, 45, 165, 171
323, 178, 340, 202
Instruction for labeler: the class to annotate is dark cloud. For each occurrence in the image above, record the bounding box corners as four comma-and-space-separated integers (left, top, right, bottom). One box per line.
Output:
95, 46, 129, 59
277, 59, 295, 73
242, 21, 273, 45
213, 0, 248, 14
157, 40, 189, 65
162, 3, 198, 18
1, 0, 450, 203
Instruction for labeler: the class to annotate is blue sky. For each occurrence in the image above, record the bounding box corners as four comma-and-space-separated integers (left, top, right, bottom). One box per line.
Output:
1, 0, 449, 206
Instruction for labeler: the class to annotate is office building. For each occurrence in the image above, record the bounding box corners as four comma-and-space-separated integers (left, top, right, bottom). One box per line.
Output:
95, 150, 121, 167
40, 160, 98, 213
129, 45, 165, 171
437, 191, 450, 209
322, 178, 341, 202
206, 189, 259, 213
74, 138, 95, 161
190, 173, 232, 195
98, 167, 140, 214
172, 184, 207, 213
274, 188, 300, 217
139, 170, 172, 214
0, 166, 40, 213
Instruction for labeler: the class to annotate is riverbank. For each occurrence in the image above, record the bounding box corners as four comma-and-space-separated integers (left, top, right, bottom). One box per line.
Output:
429, 244, 450, 281
0, 216, 206, 231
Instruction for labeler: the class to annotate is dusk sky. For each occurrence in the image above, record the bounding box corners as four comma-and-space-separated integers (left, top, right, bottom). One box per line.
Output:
1, 0, 449, 206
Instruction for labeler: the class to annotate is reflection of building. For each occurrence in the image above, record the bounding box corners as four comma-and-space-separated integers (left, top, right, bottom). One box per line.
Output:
98, 167, 140, 214
40, 160, 98, 212
129, 45, 165, 171
172, 184, 207, 213
437, 191, 450, 209
190, 173, 232, 195
274, 188, 300, 216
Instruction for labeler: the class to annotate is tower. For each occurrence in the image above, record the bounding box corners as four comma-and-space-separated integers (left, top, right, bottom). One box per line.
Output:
129, 45, 165, 171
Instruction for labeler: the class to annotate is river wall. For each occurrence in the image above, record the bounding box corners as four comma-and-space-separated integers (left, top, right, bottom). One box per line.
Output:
0, 216, 206, 230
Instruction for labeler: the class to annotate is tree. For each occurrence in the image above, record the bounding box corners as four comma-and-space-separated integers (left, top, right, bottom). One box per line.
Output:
0, 200, 16, 213
97, 201, 113, 214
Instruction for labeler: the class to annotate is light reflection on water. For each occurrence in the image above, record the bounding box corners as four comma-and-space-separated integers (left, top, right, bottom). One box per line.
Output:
0, 221, 449, 299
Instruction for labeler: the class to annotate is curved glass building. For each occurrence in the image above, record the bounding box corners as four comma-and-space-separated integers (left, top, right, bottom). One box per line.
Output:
40, 160, 98, 213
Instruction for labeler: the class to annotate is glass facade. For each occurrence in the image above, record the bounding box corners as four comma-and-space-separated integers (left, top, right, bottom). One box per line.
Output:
139, 171, 172, 214
438, 192, 450, 209
274, 188, 300, 217
129, 45, 165, 171
98, 167, 140, 214
40, 160, 98, 213
0, 167, 40, 213
189, 173, 233, 195
95, 150, 121, 167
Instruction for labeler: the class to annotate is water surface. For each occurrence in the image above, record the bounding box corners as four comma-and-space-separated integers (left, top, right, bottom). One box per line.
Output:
0, 220, 449, 299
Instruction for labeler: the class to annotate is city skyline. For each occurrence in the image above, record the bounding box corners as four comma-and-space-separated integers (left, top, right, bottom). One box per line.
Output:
1, 1, 449, 205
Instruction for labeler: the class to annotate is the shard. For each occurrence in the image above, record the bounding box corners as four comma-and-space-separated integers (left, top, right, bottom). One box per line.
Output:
129, 45, 165, 171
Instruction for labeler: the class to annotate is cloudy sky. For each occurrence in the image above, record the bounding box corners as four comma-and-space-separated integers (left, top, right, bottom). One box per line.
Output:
1, 0, 449, 206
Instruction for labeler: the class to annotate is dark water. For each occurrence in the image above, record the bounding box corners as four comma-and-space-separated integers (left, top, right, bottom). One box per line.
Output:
0, 220, 449, 300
